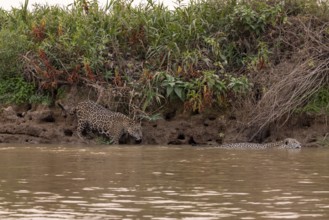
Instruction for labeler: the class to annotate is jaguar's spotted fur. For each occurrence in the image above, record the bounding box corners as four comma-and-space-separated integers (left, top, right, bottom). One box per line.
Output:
76, 101, 142, 144
217, 138, 301, 149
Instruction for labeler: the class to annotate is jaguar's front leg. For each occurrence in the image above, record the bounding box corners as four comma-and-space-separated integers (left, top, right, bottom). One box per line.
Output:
77, 120, 88, 140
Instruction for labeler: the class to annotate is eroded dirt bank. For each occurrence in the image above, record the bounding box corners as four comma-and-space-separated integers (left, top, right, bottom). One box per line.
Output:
0, 103, 327, 147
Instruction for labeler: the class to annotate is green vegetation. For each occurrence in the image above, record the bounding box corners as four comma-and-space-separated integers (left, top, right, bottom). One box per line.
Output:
299, 87, 329, 114
0, 77, 34, 104
0, 0, 328, 118
317, 137, 329, 148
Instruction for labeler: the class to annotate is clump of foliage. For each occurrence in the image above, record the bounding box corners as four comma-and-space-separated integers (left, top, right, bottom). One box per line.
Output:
0, 77, 35, 104
299, 87, 329, 114
159, 71, 250, 112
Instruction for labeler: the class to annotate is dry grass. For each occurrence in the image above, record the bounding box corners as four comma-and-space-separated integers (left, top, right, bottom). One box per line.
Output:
247, 17, 329, 140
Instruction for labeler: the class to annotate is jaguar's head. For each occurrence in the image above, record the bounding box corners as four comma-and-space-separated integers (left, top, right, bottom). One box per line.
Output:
283, 138, 302, 149
127, 123, 143, 143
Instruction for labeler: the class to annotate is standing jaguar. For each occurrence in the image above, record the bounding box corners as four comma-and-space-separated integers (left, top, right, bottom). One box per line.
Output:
76, 101, 142, 144
216, 138, 301, 149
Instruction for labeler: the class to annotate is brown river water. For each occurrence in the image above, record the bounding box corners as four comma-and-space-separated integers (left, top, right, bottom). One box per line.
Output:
0, 144, 328, 219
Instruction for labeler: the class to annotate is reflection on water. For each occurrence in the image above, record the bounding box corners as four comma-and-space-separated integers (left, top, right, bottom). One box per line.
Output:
0, 145, 328, 219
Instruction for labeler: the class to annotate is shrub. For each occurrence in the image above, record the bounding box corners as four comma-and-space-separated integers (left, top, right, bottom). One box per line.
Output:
0, 28, 31, 78
300, 87, 329, 114
0, 77, 35, 104
158, 71, 250, 112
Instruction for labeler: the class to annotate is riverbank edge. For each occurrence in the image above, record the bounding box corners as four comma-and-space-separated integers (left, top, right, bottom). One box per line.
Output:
0, 101, 327, 147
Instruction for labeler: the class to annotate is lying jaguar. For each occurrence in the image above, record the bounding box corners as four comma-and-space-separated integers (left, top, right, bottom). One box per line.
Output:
216, 138, 301, 149
76, 101, 142, 144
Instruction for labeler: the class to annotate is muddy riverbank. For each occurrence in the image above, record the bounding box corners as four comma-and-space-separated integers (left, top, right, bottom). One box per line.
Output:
0, 102, 327, 147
